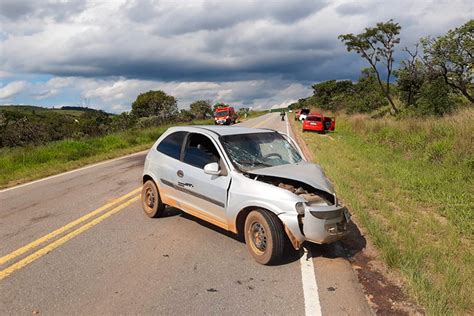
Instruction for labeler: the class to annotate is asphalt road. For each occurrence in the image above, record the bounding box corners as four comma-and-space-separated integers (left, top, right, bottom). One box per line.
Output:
0, 113, 372, 315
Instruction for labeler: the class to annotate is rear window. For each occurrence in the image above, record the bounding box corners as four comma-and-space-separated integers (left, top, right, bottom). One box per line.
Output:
157, 132, 186, 160
306, 116, 322, 121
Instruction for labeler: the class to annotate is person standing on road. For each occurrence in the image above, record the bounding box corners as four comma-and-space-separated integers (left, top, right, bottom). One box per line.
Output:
280, 110, 285, 121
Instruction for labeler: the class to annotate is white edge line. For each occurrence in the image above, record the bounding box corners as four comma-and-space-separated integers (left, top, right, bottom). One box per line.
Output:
0, 150, 148, 194
286, 117, 322, 316
300, 248, 322, 316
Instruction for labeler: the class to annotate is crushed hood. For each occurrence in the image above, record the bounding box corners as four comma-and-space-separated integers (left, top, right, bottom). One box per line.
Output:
249, 162, 335, 194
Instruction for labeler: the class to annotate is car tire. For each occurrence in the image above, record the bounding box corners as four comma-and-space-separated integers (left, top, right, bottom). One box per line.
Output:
244, 209, 285, 265
141, 180, 165, 218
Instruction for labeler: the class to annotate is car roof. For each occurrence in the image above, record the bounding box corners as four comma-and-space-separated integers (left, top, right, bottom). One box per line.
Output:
167, 125, 276, 136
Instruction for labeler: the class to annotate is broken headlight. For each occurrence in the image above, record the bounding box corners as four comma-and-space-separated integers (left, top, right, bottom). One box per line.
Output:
295, 202, 306, 215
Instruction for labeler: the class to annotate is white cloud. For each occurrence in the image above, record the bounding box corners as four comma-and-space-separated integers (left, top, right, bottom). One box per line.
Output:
0, 0, 471, 110
0, 81, 27, 100
0, 71, 13, 78
27, 76, 311, 112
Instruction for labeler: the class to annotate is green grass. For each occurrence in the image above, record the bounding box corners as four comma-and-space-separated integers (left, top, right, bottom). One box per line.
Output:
0, 119, 211, 188
239, 110, 267, 120
292, 109, 473, 315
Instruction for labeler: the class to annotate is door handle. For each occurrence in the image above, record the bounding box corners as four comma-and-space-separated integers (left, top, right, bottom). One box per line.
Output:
177, 170, 184, 178
178, 182, 194, 188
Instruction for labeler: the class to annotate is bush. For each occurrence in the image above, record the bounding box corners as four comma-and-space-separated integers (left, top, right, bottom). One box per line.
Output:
136, 116, 162, 129
414, 78, 458, 116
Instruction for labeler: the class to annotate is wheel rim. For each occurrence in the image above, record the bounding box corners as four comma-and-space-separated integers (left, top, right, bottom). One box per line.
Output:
250, 221, 267, 252
145, 187, 155, 209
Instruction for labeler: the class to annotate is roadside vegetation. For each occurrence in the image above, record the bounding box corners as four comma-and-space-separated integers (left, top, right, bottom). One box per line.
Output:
290, 19, 473, 117
292, 110, 473, 314
288, 19, 473, 314
0, 93, 262, 188
0, 119, 212, 188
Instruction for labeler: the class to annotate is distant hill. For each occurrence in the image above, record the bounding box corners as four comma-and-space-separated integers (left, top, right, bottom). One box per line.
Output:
0, 105, 113, 118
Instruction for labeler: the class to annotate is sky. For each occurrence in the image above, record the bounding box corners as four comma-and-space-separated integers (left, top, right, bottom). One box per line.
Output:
0, 0, 472, 113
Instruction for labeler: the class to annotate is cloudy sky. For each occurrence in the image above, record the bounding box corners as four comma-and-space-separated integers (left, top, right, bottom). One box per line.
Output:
0, 0, 471, 112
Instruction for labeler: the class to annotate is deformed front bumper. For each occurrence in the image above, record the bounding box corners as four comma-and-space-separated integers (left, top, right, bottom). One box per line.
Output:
304, 205, 350, 244
279, 204, 350, 249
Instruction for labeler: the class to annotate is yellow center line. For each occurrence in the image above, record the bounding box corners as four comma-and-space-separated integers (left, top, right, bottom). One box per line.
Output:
0, 187, 141, 266
253, 113, 276, 128
0, 195, 140, 280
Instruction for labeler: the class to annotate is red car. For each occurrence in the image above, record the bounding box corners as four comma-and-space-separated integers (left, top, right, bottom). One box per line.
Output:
302, 112, 336, 132
214, 107, 238, 125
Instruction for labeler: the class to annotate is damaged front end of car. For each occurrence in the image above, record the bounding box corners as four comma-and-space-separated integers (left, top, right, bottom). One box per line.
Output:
247, 162, 351, 249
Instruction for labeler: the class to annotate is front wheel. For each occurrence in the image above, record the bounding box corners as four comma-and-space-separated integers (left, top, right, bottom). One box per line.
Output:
141, 180, 165, 218
244, 209, 285, 265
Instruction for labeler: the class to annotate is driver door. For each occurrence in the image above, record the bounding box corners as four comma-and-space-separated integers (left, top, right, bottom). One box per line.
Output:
174, 133, 230, 228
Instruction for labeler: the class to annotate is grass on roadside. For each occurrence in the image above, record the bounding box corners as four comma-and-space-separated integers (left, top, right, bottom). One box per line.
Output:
292, 109, 473, 315
0, 119, 211, 189
239, 110, 268, 121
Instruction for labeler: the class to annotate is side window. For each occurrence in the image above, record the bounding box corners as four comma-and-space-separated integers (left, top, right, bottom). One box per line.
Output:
183, 133, 220, 169
157, 132, 186, 160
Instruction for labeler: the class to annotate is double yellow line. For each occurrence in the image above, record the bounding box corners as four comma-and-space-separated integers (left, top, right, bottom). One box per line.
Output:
253, 113, 276, 128
0, 187, 141, 280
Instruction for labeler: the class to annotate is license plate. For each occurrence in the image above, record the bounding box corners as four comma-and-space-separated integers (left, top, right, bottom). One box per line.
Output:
343, 209, 351, 223
310, 122, 316, 125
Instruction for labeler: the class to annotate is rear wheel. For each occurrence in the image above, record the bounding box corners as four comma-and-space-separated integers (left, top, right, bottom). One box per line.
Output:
141, 180, 165, 218
244, 209, 285, 265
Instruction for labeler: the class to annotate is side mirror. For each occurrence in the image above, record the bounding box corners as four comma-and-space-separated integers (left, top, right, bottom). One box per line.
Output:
204, 162, 221, 176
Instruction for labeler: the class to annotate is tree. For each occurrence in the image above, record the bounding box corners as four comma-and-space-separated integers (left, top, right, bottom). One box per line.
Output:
415, 77, 457, 115
237, 107, 250, 117
213, 102, 230, 111
178, 109, 195, 122
312, 80, 353, 110
131, 90, 178, 122
339, 20, 401, 114
395, 44, 426, 106
189, 100, 213, 119
111, 112, 136, 131
1, 117, 48, 147
79, 110, 111, 137
421, 19, 473, 103
347, 68, 388, 113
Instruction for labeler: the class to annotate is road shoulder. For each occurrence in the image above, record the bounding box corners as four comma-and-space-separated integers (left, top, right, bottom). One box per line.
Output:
289, 116, 424, 315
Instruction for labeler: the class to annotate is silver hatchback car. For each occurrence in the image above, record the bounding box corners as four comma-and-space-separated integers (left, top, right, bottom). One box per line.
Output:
142, 126, 350, 264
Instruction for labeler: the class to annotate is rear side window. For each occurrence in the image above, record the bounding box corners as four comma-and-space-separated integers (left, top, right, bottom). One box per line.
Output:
157, 132, 186, 160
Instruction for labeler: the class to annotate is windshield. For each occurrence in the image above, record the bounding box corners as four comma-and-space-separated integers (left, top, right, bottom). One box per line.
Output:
221, 132, 302, 171
215, 111, 229, 117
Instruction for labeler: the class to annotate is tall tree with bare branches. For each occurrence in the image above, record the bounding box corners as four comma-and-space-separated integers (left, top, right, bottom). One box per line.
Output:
339, 20, 401, 114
